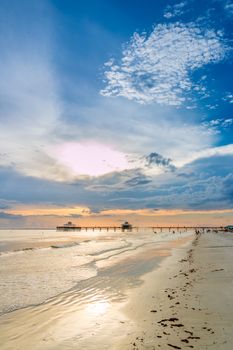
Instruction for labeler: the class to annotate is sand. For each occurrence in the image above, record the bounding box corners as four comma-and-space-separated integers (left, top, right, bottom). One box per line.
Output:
115, 230, 233, 350
0, 230, 233, 349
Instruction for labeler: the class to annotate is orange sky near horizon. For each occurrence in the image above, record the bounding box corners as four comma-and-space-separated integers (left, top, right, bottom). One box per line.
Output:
1, 205, 233, 228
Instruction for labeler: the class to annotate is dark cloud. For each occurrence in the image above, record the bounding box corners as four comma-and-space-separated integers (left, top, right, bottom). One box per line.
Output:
222, 173, 233, 203
69, 214, 83, 218
145, 152, 176, 172
125, 175, 152, 187
145, 155, 233, 210
0, 204, 11, 210
0, 212, 22, 219
176, 172, 195, 178
0, 166, 98, 205
0, 154, 233, 214
86, 169, 151, 191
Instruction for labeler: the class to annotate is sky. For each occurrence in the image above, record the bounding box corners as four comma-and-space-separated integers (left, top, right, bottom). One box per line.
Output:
0, 0, 233, 227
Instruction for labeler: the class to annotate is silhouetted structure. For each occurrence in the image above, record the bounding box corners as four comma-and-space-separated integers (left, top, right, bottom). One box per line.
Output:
225, 225, 233, 232
57, 221, 81, 231
121, 221, 132, 231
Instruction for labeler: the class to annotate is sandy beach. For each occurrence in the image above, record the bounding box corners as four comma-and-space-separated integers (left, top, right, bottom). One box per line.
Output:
115, 230, 233, 350
0, 229, 233, 349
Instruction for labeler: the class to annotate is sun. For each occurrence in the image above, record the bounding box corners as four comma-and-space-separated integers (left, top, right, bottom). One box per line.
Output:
51, 142, 132, 177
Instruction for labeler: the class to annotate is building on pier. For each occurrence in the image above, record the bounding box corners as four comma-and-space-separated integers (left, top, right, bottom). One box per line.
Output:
121, 221, 132, 231
57, 221, 81, 231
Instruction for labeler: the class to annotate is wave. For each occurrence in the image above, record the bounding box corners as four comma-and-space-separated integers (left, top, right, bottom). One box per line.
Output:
0, 242, 81, 256
50, 242, 80, 249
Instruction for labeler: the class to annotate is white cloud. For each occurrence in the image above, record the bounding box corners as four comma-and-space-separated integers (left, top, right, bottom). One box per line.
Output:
101, 22, 230, 106
223, 92, 233, 104
174, 143, 233, 167
164, 1, 188, 19
201, 117, 233, 134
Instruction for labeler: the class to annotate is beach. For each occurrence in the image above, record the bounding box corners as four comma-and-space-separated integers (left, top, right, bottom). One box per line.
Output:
0, 229, 233, 349
115, 230, 233, 350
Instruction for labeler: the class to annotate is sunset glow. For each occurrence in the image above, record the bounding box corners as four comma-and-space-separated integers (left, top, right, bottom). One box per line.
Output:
51, 142, 132, 177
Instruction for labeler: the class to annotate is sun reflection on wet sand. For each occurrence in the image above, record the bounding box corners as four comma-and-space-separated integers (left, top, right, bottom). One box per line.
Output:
86, 300, 110, 315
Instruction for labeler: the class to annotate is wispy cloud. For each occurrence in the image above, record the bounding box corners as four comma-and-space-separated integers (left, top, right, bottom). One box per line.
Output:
6, 205, 91, 217
125, 174, 152, 187
224, 0, 233, 15
223, 92, 233, 104
0, 212, 22, 219
101, 21, 230, 106
174, 143, 233, 167
201, 117, 233, 134
163, 1, 188, 19
0, 1, 62, 180
99, 208, 233, 217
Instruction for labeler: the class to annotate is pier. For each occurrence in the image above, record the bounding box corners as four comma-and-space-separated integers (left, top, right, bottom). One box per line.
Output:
56, 226, 223, 232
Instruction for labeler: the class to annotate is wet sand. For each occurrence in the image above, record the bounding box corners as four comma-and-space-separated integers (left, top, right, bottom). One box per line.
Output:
1, 230, 233, 349
0, 229, 190, 316
0, 230, 192, 350
115, 230, 233, 350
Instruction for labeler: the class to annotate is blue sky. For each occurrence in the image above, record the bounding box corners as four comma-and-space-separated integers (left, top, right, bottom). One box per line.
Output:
0, 0, 233, 227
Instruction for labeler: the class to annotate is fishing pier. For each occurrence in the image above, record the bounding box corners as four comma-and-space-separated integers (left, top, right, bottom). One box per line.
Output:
57, 222, 222, 233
